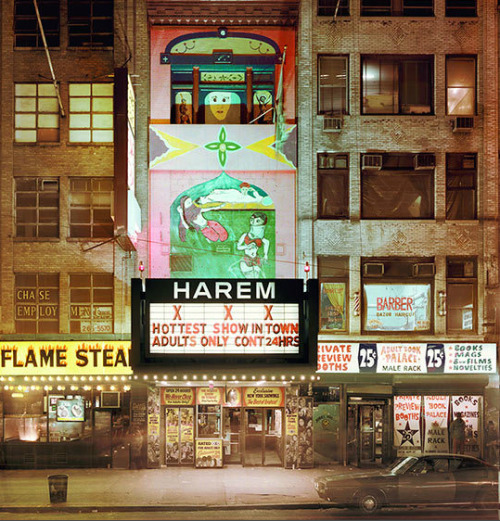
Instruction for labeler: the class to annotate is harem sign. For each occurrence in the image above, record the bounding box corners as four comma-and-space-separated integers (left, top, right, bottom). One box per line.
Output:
317, 343, 496, 374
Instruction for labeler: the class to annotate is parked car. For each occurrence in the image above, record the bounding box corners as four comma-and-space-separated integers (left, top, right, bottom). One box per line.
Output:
314, 454, 498, 514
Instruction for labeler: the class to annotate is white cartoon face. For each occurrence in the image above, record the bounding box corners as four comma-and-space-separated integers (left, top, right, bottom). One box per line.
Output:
205, 92, 233, 121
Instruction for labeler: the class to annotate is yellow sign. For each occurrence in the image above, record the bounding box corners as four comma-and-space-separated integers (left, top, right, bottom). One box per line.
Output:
243, 387, 285, 407
161, 387, 195, 406
286, 414, 298, 436
196, 387, 223, 405
0, 341, 131, 376
195, 439, 223, 468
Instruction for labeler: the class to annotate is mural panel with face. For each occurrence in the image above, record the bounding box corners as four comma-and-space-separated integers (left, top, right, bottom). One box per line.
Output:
204, 92, 241, 124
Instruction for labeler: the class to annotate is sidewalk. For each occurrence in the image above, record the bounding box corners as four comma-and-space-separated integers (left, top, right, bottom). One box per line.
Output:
0, 465, 364, 512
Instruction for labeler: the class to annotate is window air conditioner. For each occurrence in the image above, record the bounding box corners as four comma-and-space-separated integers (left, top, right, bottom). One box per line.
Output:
412, 263, 435, 277
323, 116, 343, 132
453, 117, 474, 132
363, 263, 385, 276
414, 153, 436, 170
361, 154, 383, 170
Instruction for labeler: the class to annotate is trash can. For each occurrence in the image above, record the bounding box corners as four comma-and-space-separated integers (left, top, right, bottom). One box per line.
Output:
48, 474, 68, 503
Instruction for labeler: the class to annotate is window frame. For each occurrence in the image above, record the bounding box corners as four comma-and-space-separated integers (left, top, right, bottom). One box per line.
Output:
69, 82, 114, 144
446, 153, 477, 220
69, 273, 114, 334
361, 55, 434, 115
69, 177, 114, 239
318, 55, 349, 116
318, 257, 349, 334
446, 258, 477, 333
67, 0, 114, 48
446, 56, 477, 116
14, 0, 60, 48
360, 0, 433, 17
317, 153, 349, 219
15, 177, 60, 239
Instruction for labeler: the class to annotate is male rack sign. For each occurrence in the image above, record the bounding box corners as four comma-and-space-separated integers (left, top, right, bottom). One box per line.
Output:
143, 279, 306, 357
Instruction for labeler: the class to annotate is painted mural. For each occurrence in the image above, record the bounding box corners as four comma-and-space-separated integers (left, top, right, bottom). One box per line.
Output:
149, 26, 296, 278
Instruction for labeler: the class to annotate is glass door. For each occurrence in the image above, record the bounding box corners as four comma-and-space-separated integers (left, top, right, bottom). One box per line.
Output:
244, 408, 263, 466
165, 407, 194, 465
264, 408, 283, 466
223, 408, 241, 464
360, 405, 375, 463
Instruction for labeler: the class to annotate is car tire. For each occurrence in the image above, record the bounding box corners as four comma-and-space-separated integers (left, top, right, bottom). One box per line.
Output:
474, 488, 498, 510
357, 490, 383, 514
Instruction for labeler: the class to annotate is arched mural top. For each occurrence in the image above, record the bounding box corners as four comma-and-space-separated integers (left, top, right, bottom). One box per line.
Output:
161, 28, 282, 65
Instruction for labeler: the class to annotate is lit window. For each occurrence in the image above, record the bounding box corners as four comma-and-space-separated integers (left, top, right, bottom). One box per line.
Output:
15, 83, 60, 143
446, 258, 476, 332
68, 0, 114, 47
69, 273, 114, 334
69, 83, 113, 143
446, 154, 476, 220
362, 56, 433, 115
318, 56, 348, 115
15, 177, 59, 238
446, 56, 476, 116
317, 153, 349, 218
319, 257, 349, 332
14, 0, 60, 48
15, 273, 59, 334
69, 178, 114, 238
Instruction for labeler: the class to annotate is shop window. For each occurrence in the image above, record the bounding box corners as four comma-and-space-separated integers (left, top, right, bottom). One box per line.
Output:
3, 390, 45, 442
15, 177, 59, 238
446, 154, 476, 220
15, 273, 59, 334
313, 386, 340, 403
318, 153, 349, 218
446, 258, 476, 332
446, 56, 476, 116
445, 0, 476, 17
361, 0, 433, 16
361, 153, 434, 219
318, 0, 349, 16
69, 83, 113, 143
318, 56, 348, 115
14, 0, 60, 48
362, 258, 434, 333
69, 273, 114, 334
362, 56, 433, 115
197, 405, 221, 437
15, 83, 60, 143
319, 257, 349, 332
68, 0, 113, 47
69, 178, 114, 238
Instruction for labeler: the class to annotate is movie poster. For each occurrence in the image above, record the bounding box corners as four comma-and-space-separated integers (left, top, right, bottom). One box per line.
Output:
423, 396, 449, 453
394, 395, 421, 456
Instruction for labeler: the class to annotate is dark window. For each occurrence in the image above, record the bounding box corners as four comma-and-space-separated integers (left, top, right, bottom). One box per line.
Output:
69, 273, 114, 334
14, 0, 60, 47
69, 178, 114, 238
361, 0, 433, 16
445, 0, 476, 17
361, 153, 434, 219
446, 56, 476, 116
362, 56, 433, 115
68, 0, 114, 47
318, 153, 349, 218
446, 154, 476, 220
319, 257, 349, 332
15, 273, 59, 334
15, 177, 59, 238
318, 0, 349, 17
446, 258, 476, 332
318, 56, 348, 115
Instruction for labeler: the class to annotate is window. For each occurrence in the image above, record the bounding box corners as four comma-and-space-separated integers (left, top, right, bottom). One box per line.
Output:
362, 258, 434, 333
69, 178, 114, 238
318, 153, 349, 218
446, 154, 476, 220
14, 0, 60, 47
446, 258, 476, 332
318, 0, 349, 17
15, 177, 59, 238
69, 273, 114, 333
68, 0, 113, 47
446, 0, 476, 17
69, 83, 113, 143
446, 56, 476, 116
318, 56, 348, 115
15, 83, 60, 143
361, 153, 434, 219
15, 273, 59, 334
362, 56, 433, 115
319, 257, 349, 332
361, 0, 433, 16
